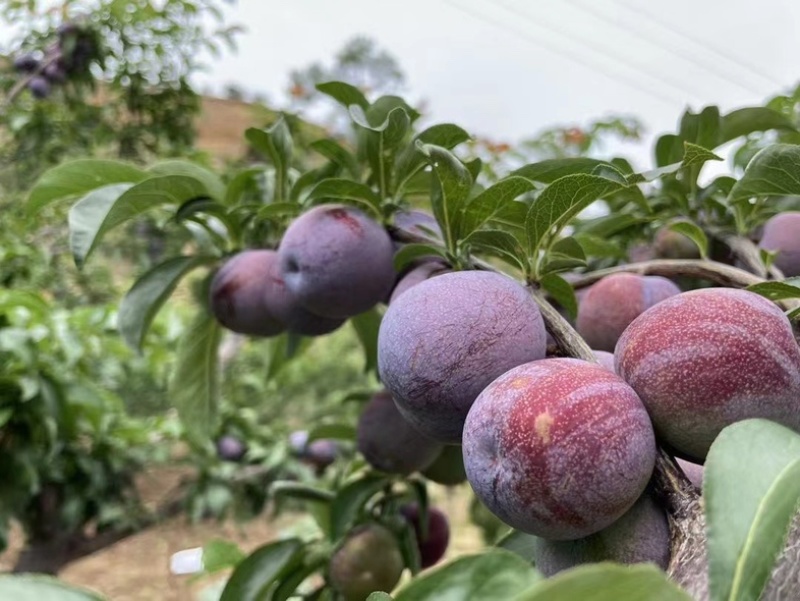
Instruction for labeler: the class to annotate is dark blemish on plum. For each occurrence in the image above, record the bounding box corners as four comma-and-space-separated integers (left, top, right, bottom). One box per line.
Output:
212, 276, 244, 317
327, 208, 363, 235
283, 255, 300, 273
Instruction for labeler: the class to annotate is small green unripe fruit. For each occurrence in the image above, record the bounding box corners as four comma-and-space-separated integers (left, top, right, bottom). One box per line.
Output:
329, 524, 404, 601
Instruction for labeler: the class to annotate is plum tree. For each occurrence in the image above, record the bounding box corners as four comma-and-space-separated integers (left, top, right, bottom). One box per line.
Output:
421, 445, 467, 486
576, 273, 681, 351
210, 250, 286, 337
279, 204, 396, 318
758, 212, 800, 276
654, 228, 701, 259
531, 493, 670, 576
329, 523, 404, 601
216, 435, 246, 462
400, 504, 450, 568
378, 270, 547, 443
462, 358, 656, 540
616, 288, 800, 461
389, 260, 450, 304
356, 390, 442, 475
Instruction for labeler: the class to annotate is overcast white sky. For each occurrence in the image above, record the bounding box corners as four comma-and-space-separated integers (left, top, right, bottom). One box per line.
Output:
195, 0, 800, 170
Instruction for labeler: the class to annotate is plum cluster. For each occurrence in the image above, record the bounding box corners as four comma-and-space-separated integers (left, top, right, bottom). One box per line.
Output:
10, 23, 98, 100
375, 262, 800, 573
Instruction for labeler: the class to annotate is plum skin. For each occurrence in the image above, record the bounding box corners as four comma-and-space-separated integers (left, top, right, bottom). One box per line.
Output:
329, 524, 404, 601
615, 287, 800, 461
356, 390, 443, 476
389, 260, 449, 304
378, 270, 547, 443
216, 435, 246, 462
279, 204, 396, 319
400, 504, 450, 568
462, 358, 656, 540
577, 273, 681, 352
532, 493, 670, 576
759, 212, 800, 276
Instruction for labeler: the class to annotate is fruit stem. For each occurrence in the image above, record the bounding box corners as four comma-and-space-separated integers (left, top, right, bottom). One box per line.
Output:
569, 259, 765, 289
528, 285, 595, 362
716, 233, 785, 281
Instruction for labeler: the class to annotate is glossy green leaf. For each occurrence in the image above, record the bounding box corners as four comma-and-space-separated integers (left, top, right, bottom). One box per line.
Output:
316, 81, 369, 110
512, 158, 619, 183
219, 539, 304, 601
169, 311, 222, 447
69, 175, 209, 268
496, 529, 537, 563
351, 308, 382, 374
270, 481, 335, 504
0, 576, 105, 600
466, 230, 526, 272
392, 243, 449, 273
272, 556, 329, 601
513, 563, 690, 601
330, 474, 390, 540
148, 160, 226, 202
119, 256, 214, 351
720, 107, 798, 146
418, 143, 473, 251
224, 167, 264, 206
728, 144, 800, 204
256, 202, 303, 221
706, 419, 800, 601
525, 174, 625, 263
577, 214, 647, 238
245, 117, 293, 202
746, 278, 800, 301
679, 105, 722, 150
573, 234, 625, 259
393, 549, 540, 601
461, 176, 536, 239
655, 134, 683, 168
540, 273, 578, 321
28, 159, 146, 214
305, 178, 382, 215
367, 593, 394, 601
665, 220, 708, 258
395, 124, 471, 191
202, 539, 246, 574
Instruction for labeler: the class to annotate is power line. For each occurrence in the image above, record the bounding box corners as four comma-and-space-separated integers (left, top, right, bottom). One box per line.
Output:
611, 0, 785, 89
495, 0, 706, 103
441, 0, 685, 110
564, 0, 765, 96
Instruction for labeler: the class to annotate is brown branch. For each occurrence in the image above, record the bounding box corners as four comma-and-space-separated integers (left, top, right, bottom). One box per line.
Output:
719, 234, 785, 281
569, 259, 765, 289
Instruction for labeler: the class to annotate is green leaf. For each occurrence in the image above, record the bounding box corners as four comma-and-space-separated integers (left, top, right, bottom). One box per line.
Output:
224, 167, 264, 206
169, 311, 222, 447
665, 220, 708, 258
307, 423, 357, 442
330, 474, 391, 540
513, 159, 620, 183
540, 273, 578, 321
368, 594, 394, 601
119, 256, 214, 351
461, 176, 536, 239
573, 234, 626, 259
525, 174, 625, 266
203, 539, 246, 574
351, 308, 382, 374
679, 105, 722, 150
0, 575, 105, 600
728, 144, 800, 204
720, 107, 798, 146
69, 175, 210, 268
706, 419, 800, 601
466, 230, 526, 272
746, 278, 800, 301
496, 529, 537, 563
245, 117, 293, 202
219, 539, 304, 601
655, 134, 683, 168
28, 159, 146, 214
418, 143, 473, 251
305, 179, 382, 215
311, 138, 359, 178
392, 243, 449, 273
256, 202, 303, 221
513, 563, 690, 601
575, 214, 647, 238
392, 549, 541, 601
682, 142, 723, 169
316, 81, 369, 110
148, 160, 226, 202
395, 124, 470, 191
272, 556, 329, 601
